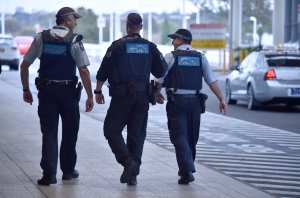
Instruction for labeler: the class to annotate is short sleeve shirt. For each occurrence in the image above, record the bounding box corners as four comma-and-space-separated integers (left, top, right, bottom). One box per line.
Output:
156, 44, 217, 94
23, 26, 90, 68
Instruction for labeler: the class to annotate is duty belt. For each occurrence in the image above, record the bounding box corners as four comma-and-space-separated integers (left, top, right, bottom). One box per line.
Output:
173, 94, 198, 98
40, 78, 74, 85
110, 83, 147, 92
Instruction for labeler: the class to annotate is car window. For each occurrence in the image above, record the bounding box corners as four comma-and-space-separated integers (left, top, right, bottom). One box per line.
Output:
266, 55, 300, 67
257, 54, 267, 69
240, 53, 251, 68
247, 52, 258, 68
0, 38, 13, 45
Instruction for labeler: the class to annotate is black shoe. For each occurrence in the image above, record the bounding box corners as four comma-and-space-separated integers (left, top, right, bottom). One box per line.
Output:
62, 170, 79, 180
127, 176, 137, 186
178, 172, 195, 185
120, 159, 138, 183
37, 174, 57, 186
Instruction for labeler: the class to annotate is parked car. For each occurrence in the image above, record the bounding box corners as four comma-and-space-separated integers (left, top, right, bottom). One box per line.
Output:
0, 34, 21, 70
225, 45, 300, 110
15, 36, 34, 55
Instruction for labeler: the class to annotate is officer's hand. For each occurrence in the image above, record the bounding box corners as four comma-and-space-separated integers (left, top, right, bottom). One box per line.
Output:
156, 92, 164, 104
219, 99, 228, 115
95, 93, 105, 104
85, 98, 94, 112
23, 91, 33, 105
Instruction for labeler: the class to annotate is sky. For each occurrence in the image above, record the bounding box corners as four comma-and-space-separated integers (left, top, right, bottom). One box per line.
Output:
2, 0, 198, 14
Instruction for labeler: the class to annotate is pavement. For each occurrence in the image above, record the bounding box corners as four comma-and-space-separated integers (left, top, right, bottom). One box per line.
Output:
0, 73, 275, 198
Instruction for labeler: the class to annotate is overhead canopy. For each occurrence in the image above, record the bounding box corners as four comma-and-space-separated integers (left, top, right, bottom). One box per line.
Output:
5, 0, 198, 14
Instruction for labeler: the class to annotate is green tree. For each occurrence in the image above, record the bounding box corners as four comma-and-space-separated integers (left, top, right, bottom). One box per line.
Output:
160, 17, 180, 45
4, 18, 21, 35
76, 7, 98, 43
242, 0, 272, 44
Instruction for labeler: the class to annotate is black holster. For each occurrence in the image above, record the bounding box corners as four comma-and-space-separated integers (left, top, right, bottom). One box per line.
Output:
199, 93, 208, 114
76, 82, 83, 102
166, 90, 175, 102
35, 77, 41, 90
148, 80, 157, 105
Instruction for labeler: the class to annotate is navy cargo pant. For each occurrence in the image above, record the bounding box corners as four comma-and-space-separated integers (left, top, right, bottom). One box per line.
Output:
103, 91, 149, 173
38, 84, 79, 175
166, 95, 202, 174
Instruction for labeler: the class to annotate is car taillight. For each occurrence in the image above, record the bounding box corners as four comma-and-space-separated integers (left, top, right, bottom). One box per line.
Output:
264, 69, 276, 80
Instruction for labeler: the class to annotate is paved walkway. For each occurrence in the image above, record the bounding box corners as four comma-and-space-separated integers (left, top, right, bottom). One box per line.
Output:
0, 77, 274, 198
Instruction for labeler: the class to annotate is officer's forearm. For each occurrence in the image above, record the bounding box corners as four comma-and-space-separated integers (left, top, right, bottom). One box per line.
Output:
96, 80, 104, 91
208, 81, 225, 102
20, 60, 31, 90
79, 66, 93, 99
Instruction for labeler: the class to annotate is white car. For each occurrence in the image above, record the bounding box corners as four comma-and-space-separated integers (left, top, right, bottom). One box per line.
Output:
225, 46, 300, 110
0, 34, 21, 70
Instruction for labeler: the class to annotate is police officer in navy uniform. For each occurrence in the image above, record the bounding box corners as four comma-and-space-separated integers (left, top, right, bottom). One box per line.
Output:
155, 29, 228, 184
20, 7, 94, 185
95, 13, 167, 185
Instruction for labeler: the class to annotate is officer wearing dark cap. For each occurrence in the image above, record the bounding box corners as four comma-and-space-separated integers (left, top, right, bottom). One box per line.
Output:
95, 13, 167, 186
155, 29, 227, 184
20, 7, 94, 185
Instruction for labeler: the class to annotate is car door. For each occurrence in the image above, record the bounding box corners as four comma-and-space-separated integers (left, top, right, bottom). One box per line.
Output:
230, 53, 251, 97
238, 52, 258, 96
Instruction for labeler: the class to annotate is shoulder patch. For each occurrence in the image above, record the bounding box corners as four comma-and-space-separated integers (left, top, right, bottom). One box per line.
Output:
79, 42, 84, 51
106, 51, 112, 57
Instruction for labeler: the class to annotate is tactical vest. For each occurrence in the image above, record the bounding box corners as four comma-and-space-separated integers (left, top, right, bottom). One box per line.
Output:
39, 29, 76, 80
112, 37, 152, 84
165, 49, 203, 91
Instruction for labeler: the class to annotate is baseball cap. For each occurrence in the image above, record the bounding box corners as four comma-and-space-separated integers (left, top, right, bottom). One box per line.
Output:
56, 7, 82, 18
126, 13, 143, 26
168, 29, 192, 41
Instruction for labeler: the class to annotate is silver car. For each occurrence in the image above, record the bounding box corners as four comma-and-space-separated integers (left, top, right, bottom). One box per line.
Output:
225, 47, 300, 110
0, 34, 21, 70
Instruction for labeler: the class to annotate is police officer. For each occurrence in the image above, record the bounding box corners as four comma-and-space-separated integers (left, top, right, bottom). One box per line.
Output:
155, 29, 227, 184
95, 13, 167, 186
20, 7, 94, 185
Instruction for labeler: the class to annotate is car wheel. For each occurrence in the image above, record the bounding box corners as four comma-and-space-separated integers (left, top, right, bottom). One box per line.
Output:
225, 81, 237, 104
247, 85, 258, 110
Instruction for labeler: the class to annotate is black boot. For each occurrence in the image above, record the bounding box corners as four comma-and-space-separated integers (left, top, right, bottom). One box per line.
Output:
178, 172, 194, 185
120, 158, 138, 183
37, 174, 57, 186
62, 170, 79, 180
127, 176, 137, 186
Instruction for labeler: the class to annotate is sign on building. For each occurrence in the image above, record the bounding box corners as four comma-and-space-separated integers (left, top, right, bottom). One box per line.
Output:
190, 23, 227, 49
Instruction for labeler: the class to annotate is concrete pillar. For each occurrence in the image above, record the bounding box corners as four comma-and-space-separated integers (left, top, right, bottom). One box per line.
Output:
110, 13, 114, 42
114, 13, 121, 39
273, 0, 285, 44
230, 0, 242, 48
298, 0, 300, 46
140, 13, 144, 37
182, 0, 187, 28
284, 0, 292, 42
1, 10, 4, 34
148, 12, 152, 41
291, 0, 298, 42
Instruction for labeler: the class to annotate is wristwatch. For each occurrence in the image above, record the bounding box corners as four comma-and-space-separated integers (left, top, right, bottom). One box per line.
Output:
94, 89, 102, 94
